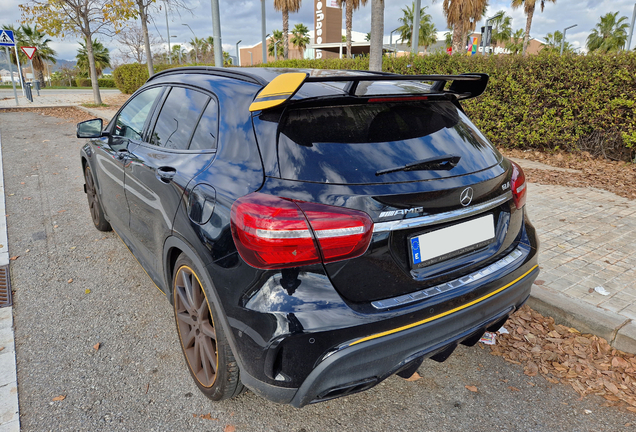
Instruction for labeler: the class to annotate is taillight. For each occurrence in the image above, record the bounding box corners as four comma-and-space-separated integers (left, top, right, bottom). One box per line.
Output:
510, 161, 527, 209
230, 193, 373, 270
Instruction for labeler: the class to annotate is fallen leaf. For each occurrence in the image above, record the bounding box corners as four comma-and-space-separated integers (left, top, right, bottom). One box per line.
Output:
508, 386, 521, 392
67, 278, 73, 283
52, 395, 66, 401
0, 347, 4, 352
224, 426, 236, 432
199, 413, 218, 421
85, 289, 91, 294
534, 280, 545, 286
93, 343, 100, 351
9, 256, 19, 261
406, 372, 421, 382
465, 385, 478, 393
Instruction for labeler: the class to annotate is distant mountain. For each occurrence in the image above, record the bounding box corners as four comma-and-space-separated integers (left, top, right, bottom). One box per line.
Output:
0, 56, 76, 72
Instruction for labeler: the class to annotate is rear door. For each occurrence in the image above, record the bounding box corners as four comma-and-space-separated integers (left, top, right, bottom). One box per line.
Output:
124, 85, 218, 279
258, 100, 519, 303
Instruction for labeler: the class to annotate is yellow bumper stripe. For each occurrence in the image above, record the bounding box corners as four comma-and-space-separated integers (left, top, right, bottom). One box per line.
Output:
349, 264, 538, 347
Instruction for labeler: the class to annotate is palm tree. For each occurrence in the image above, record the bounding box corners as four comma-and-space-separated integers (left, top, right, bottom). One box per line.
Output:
542, 30, 573, 53
396, 3, 437, 54
506, 28, 525, 54
17, 25, 57, 87
291, 23, 310, 58
76, 39, 110, 78
437, 0, 488, 54
586, 12, 629, 53
337, 0, 368, 59
490, 10, 513, 47
511, 0, 557, 56
273, 0, 302, 60
268, 30, 284, 60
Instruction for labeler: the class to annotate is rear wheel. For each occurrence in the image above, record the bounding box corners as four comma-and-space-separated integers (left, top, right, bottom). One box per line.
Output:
172, 255, 244, 400
84, 165, 111, 231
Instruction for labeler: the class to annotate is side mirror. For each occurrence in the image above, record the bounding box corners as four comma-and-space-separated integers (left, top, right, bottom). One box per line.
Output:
77, 118, 104, 138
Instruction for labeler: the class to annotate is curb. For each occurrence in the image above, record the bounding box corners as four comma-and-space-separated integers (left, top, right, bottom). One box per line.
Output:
528, 285, 636, 354
0, 130, 20, 431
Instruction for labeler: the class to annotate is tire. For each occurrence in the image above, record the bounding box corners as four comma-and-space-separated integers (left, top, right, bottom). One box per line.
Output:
84, 165, 111, 232
172, 254, 245, 400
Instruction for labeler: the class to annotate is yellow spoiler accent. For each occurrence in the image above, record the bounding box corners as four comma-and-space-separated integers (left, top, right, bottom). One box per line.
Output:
249, 72, 308, 112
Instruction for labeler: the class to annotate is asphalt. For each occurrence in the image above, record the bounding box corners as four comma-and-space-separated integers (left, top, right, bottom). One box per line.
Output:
0, 91, 635, 430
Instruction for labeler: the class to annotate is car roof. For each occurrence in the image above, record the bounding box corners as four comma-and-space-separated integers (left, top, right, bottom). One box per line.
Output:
148, 66, 390, 99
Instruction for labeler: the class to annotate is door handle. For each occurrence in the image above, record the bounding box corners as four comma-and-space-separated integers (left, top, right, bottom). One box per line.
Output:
157, 166, 177, 183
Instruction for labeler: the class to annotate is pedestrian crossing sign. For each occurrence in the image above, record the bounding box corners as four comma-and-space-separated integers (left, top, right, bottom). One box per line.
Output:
0, 29, 15, 47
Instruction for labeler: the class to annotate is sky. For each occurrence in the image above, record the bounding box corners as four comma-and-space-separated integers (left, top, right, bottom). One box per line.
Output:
1, 0, 635, 62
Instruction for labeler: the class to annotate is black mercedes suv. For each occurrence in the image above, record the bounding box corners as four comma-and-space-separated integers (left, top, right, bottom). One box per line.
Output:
77, 67, 539, 407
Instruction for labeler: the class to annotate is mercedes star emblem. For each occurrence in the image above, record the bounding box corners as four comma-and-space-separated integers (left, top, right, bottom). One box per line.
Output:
460, 187, 474, 207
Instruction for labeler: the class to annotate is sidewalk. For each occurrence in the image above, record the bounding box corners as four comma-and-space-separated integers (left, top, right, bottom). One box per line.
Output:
0, 90, 120, 122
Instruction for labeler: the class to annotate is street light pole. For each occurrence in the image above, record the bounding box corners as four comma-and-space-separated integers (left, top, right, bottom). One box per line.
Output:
210, 0, 223, 67
236, 40, 242, 66
390, 29, 397, 57
261, 0, 267, 64
164, 0, 171, 64
627, 3, 636, 51
560, 24, 577, 55
481, 13, 502, 56
182, 23, 198, 63
411, 0, 421, 55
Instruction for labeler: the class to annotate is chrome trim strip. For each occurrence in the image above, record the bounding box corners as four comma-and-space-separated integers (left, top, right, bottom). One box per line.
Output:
371, 246, 525, 310
373, 191, 513, 233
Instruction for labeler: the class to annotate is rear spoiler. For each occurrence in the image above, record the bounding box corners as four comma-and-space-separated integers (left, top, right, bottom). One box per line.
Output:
249, 72, 489, 112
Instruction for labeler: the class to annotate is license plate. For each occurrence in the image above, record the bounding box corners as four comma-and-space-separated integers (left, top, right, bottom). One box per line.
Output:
409, 214, 495, 268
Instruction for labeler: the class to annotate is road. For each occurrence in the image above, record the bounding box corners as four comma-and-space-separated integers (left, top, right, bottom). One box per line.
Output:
1, 111, 634, 431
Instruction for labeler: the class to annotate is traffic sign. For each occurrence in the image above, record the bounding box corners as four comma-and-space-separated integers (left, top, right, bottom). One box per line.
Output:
0, 29, 15, 47
21, 46, 37, 59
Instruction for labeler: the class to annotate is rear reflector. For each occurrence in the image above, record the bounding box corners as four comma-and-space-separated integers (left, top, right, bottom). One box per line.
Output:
231, 193, 373, 269
510, 161, 527, 209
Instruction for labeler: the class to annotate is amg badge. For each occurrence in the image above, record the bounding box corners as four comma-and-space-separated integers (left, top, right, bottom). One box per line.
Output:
379, 207, 424, 218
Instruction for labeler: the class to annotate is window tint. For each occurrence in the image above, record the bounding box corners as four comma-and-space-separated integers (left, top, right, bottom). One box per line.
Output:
150, 87, 208, 150
189, 99, 218, 150
113, 87, 162, 140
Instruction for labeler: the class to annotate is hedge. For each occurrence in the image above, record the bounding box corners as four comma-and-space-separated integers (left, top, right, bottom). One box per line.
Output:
110, 54, 636, 161
259, 52, 636, 161
75, 77, 91, 87
98, 78, 115, 88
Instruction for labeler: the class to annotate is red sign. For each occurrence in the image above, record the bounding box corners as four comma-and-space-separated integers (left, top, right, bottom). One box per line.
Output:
21, 46, 37, 59
446, 47, 452, 55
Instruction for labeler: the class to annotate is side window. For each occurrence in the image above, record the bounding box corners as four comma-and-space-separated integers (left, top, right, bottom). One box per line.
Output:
113, 87, 162, 140
189, 99, 219, 150
150, 87, 208, 150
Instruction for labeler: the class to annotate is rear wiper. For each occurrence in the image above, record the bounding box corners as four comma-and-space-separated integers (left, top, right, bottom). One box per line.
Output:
375, 154, 461, 176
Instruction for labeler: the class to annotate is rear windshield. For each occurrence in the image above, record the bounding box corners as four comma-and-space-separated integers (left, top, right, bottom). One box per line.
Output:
277, 101, 501, 184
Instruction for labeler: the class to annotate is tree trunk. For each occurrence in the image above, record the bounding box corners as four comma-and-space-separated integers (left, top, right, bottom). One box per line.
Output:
84, 36, 102, 105
346, 0, 353, 58
452, 21, 464, 54
369, 0, 384, 71
522, 6, 534, 56
139, 1, 154, 77
283, 8, 289, 60
37, 69, 45, 87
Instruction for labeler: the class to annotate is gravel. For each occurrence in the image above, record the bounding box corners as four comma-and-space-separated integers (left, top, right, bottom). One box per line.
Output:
2, 111, 634, 431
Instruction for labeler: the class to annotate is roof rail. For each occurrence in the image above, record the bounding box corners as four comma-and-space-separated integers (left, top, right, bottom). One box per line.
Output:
147, 66, 267, 86
249, 72, 489, 112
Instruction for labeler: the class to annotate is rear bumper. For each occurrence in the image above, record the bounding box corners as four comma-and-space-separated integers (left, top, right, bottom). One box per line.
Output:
241, 263, 538, 407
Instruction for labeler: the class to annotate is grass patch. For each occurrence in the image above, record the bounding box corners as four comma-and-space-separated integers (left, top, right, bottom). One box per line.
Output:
81, 103, 110, 108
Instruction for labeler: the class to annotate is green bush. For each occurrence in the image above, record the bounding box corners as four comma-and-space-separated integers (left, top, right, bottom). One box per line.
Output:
98, 78, 115, 88
75, 77, 91, 87
113, 63, 149, 94
255, 52, 636, 161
